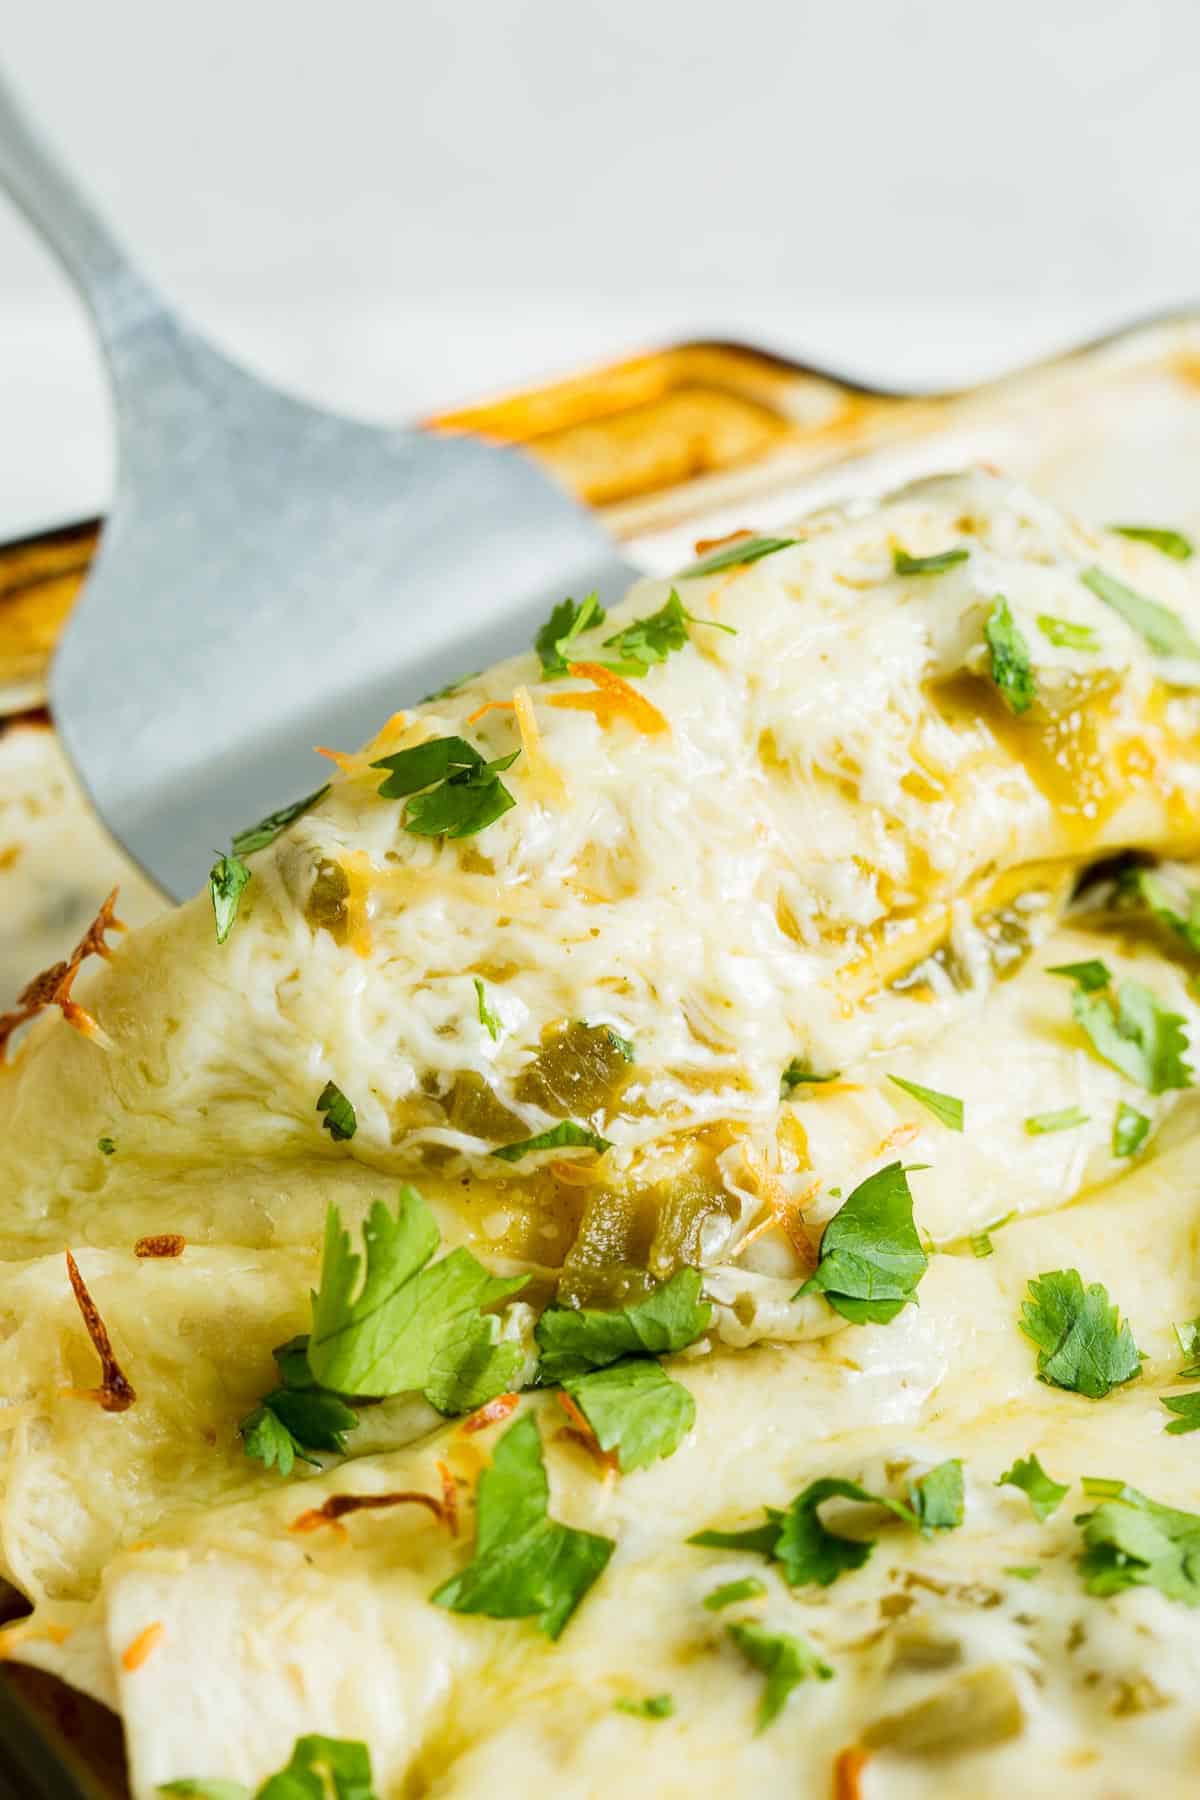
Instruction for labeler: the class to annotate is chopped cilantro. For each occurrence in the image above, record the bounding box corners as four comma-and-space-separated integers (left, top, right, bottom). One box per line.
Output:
887, 1075, 964, 1132
231, 787, 330, 859
704, 1576, 768, 1611
1080, 565, 1200, 660
892, 546, 969, 576
1004, 1565, 1042, 1580
474, 977, 501, 1042
966, 1209, 1015, 1264
304, 1187, 527, 1411
909, 1459, 965, 1532
372, 735, 519, 839
1112, 1101, 1151, 1158
431, 1411, 614, 1637
997, 1453, 1069, 1521
208, 852, 251, 944
160, 1731, 376, 1799
601, 589, 736, 676
984, 596, 1036, 715
97, 1136, 116, 1156
726, 1621, 833, 1730
614, 1694, 675, 1719
561, 1358, 694, 1471
1036, 613, 1100, 651
1020, 1269, 1142, 1399
421, 671, 482, 702
1110, 524, 1193, 561
316, 1080, 357, 1142
240, 1382, 359, 1477
535, 1268, 711, 1383
1069, 977, 1192, 1093
535, 594, 606, 679
1025, 1106, 1089, 1135
796, 1162, 928, 1324
493, 1120, 612, 1163
1047, 959, 1112, 992
603, 1026, 636, 1061
1162, 1392, 1200, 1435
682, 536, 796, 578
1118, 865, 1200, 958
781, 1058, 840, 1093
1077, 1479, 1200, 1604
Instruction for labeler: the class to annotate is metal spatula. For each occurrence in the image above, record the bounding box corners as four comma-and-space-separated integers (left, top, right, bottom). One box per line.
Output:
0, 71, 636, 900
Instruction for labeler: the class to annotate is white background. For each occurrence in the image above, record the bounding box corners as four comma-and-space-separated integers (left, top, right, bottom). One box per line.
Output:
2, 0, 1199, 539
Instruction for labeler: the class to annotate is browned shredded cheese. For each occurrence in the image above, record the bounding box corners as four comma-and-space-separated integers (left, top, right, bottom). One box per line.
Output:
0, 887, 125, 1061
133, 1234, 186, 1260
458, 1392, 520, 1436
289, 1489, 451, 1538
64, 1249, 136, 1412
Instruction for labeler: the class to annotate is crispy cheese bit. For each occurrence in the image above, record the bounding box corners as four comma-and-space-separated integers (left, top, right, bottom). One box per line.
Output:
288, 1489, 449, 1537
314, 744, 357, 774
833, 1746, 870, 1800
340, 850, 374, 958
436, 1459, 460, 1537
133, 1234, 186, 1259
64, 1249, 135, 1412
121, 1621, 164, 1672
466, 699, 516, 726
547, 662, 670, 736
555, 1389, 619, 1476
0, 887, 125, 1062
459, 1392, 521, 1436
512, 684, 569, 805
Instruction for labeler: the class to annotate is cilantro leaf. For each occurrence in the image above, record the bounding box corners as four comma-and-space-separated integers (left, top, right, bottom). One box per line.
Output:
1162, 1392, 1200, 1435
431, 1411, 614, 1637
492, 1120, 612, 1164
1118, 865, 1200, 958
561, 1359, 694, 1471
887, 1075, 964, 1132
984, 596, 1036, 715
726, 1621, 833, 1730
1080, 565, 1200, 660
535, 1268, 711, 1383
997, 1453, 1069, 1521
796, 1162, 928, 1324
161, 1733, 376, 1799
704, 1576, 767, 1611
474, 978, 501, 1042
1077, 1479, 1200, 1604
240, 1384, 359, 1477
1069, 978, 1192, 1093
1113, 1102, 1151, 1158
1175, 1316, 1200, 1375
159, 1781, 250, 1798
614, 1694, 675, 1719
209, 852, 251, 945
231, 787, 330, 859
682, 536, 796, 578
1025, 1106, 1089, 1135
306, 1188, 527, 1409
372, 736, 519, 839
1037, 614, 1100, 651
892, 546, 969, 576
535, 594, 606, 678
1047, 959, 1112, 992
1110, 524, 1193, 561
600, 589, 736, 677
98, 1136, 116, 1156
316, 1080, 357, 1142
1020, 1269, 1142, 1399
781, 1059, 840, 1093
909, 1459, 965, 1532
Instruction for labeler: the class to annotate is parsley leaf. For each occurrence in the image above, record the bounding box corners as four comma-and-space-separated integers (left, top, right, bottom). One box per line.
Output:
493, 1120, 612, 1163
887, 1075, 964, 1132
306, 1188, 527, 1410
1113, 1102, 1151, 1158
997, 1453, 1069, 1521
781, 1059, 840, 1093
1162, 1392, 1200, 1435
1175, 1316, 1200, 1375
614, 1694, 675, 1719
682, 536, 796, 578
232, 787, 331, 859
161, 1731, 377, 1799
1020, 1269, 1142, 1399
909, 1459, 965, 1532
316, 1080, 357, 1142
474, 978, 501, 1042
984, 596, 1036, 715
1118, 865, 1200, 958
431, 1411, 614, 1637
1110, 525, 1193, 561
97, 1136, 116, 1156
892, 546, 969, 576
1037, 613, 1100, 651
1025, 1106, 1089, 1135
704, 1576, 767, 1611
726, 1621, 833, 1730
600, 589, 736, 676
1077, 1479, 1200, 1604
209, 852, 251, 944
535, 1268, 711, 1383
561, 1358, 694, 1471
796, 1162, 928, 1324
372, 736, 519, 839
1080, 565, 1200, 660
1047, 959, 1112, 992
240, 1381, 360, 1477
535, 594, 606, 679
1069, 978, 1192, 1093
